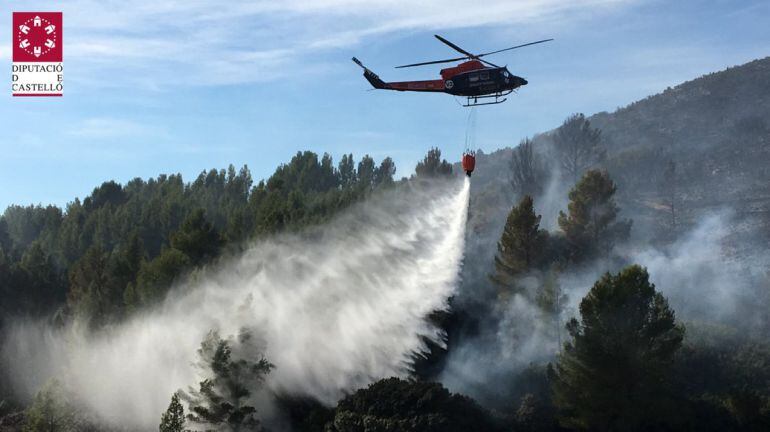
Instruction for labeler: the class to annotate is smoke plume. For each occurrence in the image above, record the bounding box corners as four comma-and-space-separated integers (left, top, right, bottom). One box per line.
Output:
441, 209, 769, 406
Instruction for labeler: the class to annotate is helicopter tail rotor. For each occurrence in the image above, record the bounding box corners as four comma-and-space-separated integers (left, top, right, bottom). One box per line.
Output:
351, 57, 390, 90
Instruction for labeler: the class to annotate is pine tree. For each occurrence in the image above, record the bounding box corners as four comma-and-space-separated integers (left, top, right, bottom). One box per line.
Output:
552, 113, 605, 183
184, 330, 273, 431
491, 196, 549, 297
159, 393, 185, 432
133, 248, 191, 305
374, 157, 396, 186
557, 169, 631, 261
23, 379, 76, 432
515, 393, 558, 432
415, 148, 453, 178
338, 154, 357, 187
357, 155, 376, 191
319, 153, 339, 191
170, 209, 222, 265
550, 265, 684, 431
68, 244, 131, 326
333, 378, 500, 432
0, 218, 11, 253
510, 138, 546, 197
19, 241, 61, 313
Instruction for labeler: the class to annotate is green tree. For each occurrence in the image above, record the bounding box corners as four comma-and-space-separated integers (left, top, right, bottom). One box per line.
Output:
170, 209, 222, 265
357, 155, 376, 191
338, 154, 357, 187
0, 247, 12, 322
552, 113, 605, 183
557, 170, 631, 261
134, 248, 191, 305
159, 393, 185, 432
2, 204, 62, 253
267, 151, 340, 196
184, 330, 273, 431
415, 147, 453, 178
514, 393, 559, 432
116, 232, 145, 280
491, 196, 549, 297
69, 234, 146, 324
19, 241, 62, 313
374, 157, 397, 186
67, 245, 117, 325
0, 218, 12, 253
85, 181, 126, 209
550, 265, 684, 431
24, 380, 77, 432
331, 377, 501, 432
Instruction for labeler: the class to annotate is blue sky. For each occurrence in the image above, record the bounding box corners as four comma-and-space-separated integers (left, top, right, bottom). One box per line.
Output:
1, 0, 768, 209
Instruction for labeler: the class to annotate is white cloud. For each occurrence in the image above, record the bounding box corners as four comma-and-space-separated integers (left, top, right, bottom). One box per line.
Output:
1, 0, 636, 89
66, 117, 160, 138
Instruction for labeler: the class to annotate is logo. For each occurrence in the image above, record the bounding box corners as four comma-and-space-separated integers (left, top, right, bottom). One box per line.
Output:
12, 12, 63, 96
445, 80, 454, 89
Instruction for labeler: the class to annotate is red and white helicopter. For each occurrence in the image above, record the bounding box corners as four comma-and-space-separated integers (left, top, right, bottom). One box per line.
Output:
353, 34, 552, 107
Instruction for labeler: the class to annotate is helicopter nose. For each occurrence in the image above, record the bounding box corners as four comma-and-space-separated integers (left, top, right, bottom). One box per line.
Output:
520, 77, 528, 86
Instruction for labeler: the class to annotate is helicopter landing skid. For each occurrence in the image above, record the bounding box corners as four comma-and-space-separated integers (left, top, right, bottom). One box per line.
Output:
463, 90, 514, 107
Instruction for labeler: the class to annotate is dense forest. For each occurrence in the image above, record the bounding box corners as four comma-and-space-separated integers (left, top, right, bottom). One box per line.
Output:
2, 58, 770, 431
0, 151, 399, 330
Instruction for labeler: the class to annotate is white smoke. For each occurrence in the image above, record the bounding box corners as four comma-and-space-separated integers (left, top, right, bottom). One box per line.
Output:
534, 163, 569, 231
2, 178, 470, 429
560, 211, 765, 323
441, 210, 769, 404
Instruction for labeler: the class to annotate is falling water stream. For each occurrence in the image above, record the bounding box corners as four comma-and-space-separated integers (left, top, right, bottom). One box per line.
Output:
3, 177, 471, 429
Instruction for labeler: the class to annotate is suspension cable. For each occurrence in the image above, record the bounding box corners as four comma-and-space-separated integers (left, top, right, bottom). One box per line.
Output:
464, 107, 477, 153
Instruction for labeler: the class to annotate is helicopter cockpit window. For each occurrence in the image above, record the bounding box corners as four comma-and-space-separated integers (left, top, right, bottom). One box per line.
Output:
503, 71, 509, 77
480, 71, 489, 80
469, 74, 479, 82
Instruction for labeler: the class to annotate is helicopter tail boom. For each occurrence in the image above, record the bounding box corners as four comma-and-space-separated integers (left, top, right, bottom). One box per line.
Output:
352, 57, 390, 90
352, 57, 448, 93
386, 80, 446, 92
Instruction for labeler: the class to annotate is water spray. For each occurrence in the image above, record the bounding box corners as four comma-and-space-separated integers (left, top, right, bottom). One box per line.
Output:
3, 178, 471, 429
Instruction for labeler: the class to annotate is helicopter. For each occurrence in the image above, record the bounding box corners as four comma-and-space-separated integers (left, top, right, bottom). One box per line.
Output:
352, 35, 552, 107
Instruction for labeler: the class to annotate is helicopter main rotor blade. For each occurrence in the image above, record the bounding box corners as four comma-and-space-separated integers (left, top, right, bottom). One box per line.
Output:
434, 34, 476, 58
394, 36, 551, 69
395, 56, 469, 68
477, 39, 554, 58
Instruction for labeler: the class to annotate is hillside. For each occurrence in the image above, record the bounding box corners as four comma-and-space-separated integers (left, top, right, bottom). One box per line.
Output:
592, 57, 770, 155
595, 57, 770, 227
453, 56, 770, 335
463, 56, 770, 259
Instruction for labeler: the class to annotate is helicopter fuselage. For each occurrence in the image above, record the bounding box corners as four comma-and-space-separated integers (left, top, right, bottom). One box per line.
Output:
352, 34, 550, 106
354, 59, 527, 101
439, 61, 528, 96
